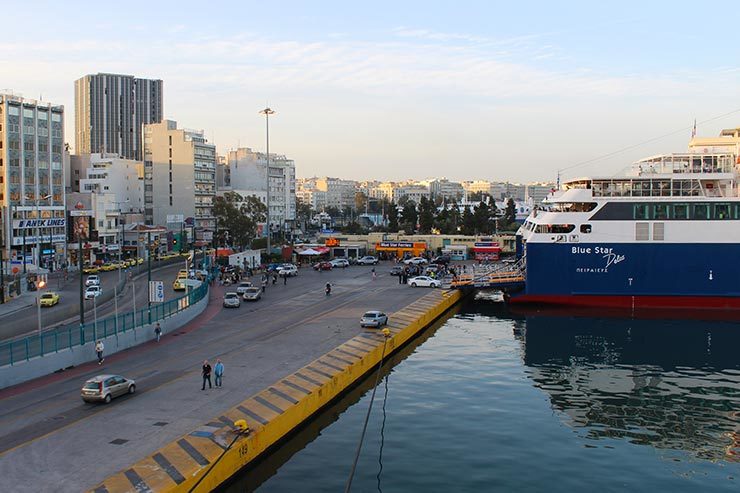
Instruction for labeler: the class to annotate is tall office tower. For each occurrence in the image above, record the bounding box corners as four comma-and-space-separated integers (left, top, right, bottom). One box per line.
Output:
0, 94, 67, 269
75, 73, 163, 160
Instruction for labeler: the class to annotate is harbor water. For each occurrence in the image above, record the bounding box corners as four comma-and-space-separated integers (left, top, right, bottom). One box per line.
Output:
229, 297, 740, 492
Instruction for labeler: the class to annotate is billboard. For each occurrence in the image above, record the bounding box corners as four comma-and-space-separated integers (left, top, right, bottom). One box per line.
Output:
68, 213, 91, 242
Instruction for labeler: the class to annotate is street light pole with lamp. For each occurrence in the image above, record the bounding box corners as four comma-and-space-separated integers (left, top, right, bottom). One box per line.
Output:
112, 199, 130, 283
30, 193, 52, 272
259, 107, 275, 261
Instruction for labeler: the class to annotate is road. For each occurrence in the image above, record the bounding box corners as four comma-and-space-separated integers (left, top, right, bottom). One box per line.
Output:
0, 262, 438, 493
0, 261, 186, 342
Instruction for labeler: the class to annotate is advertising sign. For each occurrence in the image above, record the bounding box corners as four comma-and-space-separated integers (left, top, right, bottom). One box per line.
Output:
68, 213, 91, 242
13, 218, 66, 229
166, 214, 185, 224
379, 241, 414, 249
149, 281, 165, 303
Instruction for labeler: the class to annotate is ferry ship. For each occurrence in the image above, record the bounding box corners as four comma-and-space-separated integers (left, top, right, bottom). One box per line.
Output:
514, 127, 740, 310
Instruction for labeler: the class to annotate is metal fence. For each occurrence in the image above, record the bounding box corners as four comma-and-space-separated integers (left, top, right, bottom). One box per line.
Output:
0, 281, 210, 367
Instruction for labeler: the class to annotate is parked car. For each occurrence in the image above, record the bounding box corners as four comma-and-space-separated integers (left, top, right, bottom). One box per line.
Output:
277, 264, 298, 277
39, 292, 60, 307
82, 265, 100, 274
357, 256, 379, 265
403, 257, 428, 266
390, 265, 404, 276
223, 292, 241, 308
85, 275, 101, 287
235, 281, 253, 295
99, 263, 116, 272
242, 287, 262, 301
408, 276, 441, 288
84, 285, 102, 299
330, 258, 350, 268
431, 255, 451, 265
313, 261, 333, 271
360, 310, 388, 328
81, 374, 136, 404
424, 265, 441, 276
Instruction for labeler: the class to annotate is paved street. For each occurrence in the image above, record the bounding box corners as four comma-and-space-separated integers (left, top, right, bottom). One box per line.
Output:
0, 262, 439, 493
0, 260, 186, 342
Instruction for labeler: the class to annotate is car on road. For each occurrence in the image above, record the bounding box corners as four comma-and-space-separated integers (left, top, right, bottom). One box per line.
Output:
85, 275, 101, 287
235, 281, 253, 295
125, 258, 137, 267
403, 257, 428, 266
84, 285, 102, 299
99, 263, 116, 272
313, 261, 333, 271
330, 258, 350, 268
277, 264, 298, 277
39, 292, 60, 307
82, 265, 100, 274
242, 287, 262, 301
172, 276, 187, 291
408, 276, 441, 288
360, 310, 388, 328
357, 256, 379, 265
431, 255, 451, 265
81, 374, 136, 404
223, 292, 241, 308
390, 266, 404, 276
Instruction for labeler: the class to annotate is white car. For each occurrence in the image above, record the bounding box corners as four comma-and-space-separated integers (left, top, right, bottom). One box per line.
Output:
403, 257, 428, 266
85, 275, 100, 287
360, 310, 388, 328
357, 256, 379, 265
235, 282, 253, 295
408, 276, 441, 288
84, 285, 102, 299
223, 292, 241, 308
330, 258, 350, 268
277, 264, 298, 276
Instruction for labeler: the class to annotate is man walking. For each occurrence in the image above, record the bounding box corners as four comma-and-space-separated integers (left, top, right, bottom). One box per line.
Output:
95, 340, 105, 364
201, 360, 212, 390
214, 359, 224, 388
154, 322, 162, 342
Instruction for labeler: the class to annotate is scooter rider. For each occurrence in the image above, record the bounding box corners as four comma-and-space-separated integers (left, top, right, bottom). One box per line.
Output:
325, 282, 331, 295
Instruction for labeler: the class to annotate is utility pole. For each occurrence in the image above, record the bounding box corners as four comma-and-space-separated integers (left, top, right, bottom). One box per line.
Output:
147, 231, 151, 324
259, 107, 275, 261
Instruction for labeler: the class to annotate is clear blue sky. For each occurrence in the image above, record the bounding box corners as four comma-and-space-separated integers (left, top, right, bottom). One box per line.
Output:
3, 0, 739, 182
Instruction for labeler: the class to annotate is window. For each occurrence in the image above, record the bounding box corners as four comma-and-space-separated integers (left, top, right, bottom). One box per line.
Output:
636, 223, 649, 241
674, 204, 688, 220
634, 204, 649, 219
580, 224, 592, 233
714, 203, 731, 220
692, 203, 709, 220
653, 204, 669, 220
653, 222, 664, 241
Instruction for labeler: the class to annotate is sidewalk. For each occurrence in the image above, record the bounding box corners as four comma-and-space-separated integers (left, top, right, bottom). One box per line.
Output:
0, 292, 36, 318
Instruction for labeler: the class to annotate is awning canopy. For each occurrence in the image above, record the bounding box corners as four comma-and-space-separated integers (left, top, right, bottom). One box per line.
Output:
298, 247, 330, 255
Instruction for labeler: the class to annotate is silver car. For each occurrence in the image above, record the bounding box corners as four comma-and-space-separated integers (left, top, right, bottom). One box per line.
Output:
223, 292, 241, 308
81, 374, 136, 404
242, 287, 262, 301
360, 310, 388, 328
235, 282, 253, 295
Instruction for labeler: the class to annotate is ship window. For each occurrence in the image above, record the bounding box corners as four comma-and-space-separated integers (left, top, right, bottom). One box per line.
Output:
714, 203, 731, 220
653, 204, 669, 220
580, 224, 592, 233
633, 204, 649, 220
692, 203, 709, 220
674, 204, 688, 220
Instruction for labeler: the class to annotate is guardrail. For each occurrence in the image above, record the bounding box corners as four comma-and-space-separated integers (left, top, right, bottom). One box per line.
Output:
0, 280, 209, 367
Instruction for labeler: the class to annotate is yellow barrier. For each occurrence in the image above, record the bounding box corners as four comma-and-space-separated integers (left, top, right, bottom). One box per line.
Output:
91, 289, 463, 493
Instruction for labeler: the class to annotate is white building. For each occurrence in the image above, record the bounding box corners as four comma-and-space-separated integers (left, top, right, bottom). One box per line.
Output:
0, 94, 66, 270
227, 148, 296, 235
525, 182, 556, 206
395, 184, 430, 204
421, 178, 464, 200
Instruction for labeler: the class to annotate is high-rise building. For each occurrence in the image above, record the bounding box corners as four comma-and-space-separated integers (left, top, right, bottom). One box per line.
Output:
0, 94, 67, 269
75, 73, 163, 160
143, 121, 216, 232
227, 148, 296, 234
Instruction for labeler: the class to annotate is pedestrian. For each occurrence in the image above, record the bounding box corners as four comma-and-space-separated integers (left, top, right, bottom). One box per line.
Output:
201, 360, 212, 390
371, 267, 376, 280
272, 272, 278, 285
154, 322, 162, 342
283, 272, 288, 285
398, 270, 403, 284
214, 359, 224, 387
261, 278, 267, 293
95, 340, 105, 364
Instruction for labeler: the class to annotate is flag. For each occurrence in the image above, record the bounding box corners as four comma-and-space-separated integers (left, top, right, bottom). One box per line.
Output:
691, 119, 697, 139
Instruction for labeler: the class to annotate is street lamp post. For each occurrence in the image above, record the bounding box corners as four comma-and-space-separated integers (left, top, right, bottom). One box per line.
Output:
259, 107, 275, 261
113, 199, 130, 283
33, 194, 52, 272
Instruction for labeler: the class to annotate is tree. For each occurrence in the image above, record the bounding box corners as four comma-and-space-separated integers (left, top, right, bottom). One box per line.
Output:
387, 201, 400, 231
417, 196, 435, 234
400, 202, 418, 233
473, 200, 497, 234
498, 198, 519, 231
213, 192, 267, 249
354, 191, 368, 213
461, 205, 475, 235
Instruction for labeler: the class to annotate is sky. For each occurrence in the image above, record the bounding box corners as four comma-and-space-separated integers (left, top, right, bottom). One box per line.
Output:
2, 0, 740, 183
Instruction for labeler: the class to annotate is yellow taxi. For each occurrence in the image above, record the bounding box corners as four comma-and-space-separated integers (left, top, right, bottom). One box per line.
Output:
100, 263, 116, 272
172, 275, 187, 291
39, 292, 60, 307
126, 258, 137, 267
137, 258, 144, 265
82, 265, 100, 274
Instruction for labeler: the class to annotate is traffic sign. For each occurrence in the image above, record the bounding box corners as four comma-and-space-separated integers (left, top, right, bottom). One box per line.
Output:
149, 281, 165, 303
